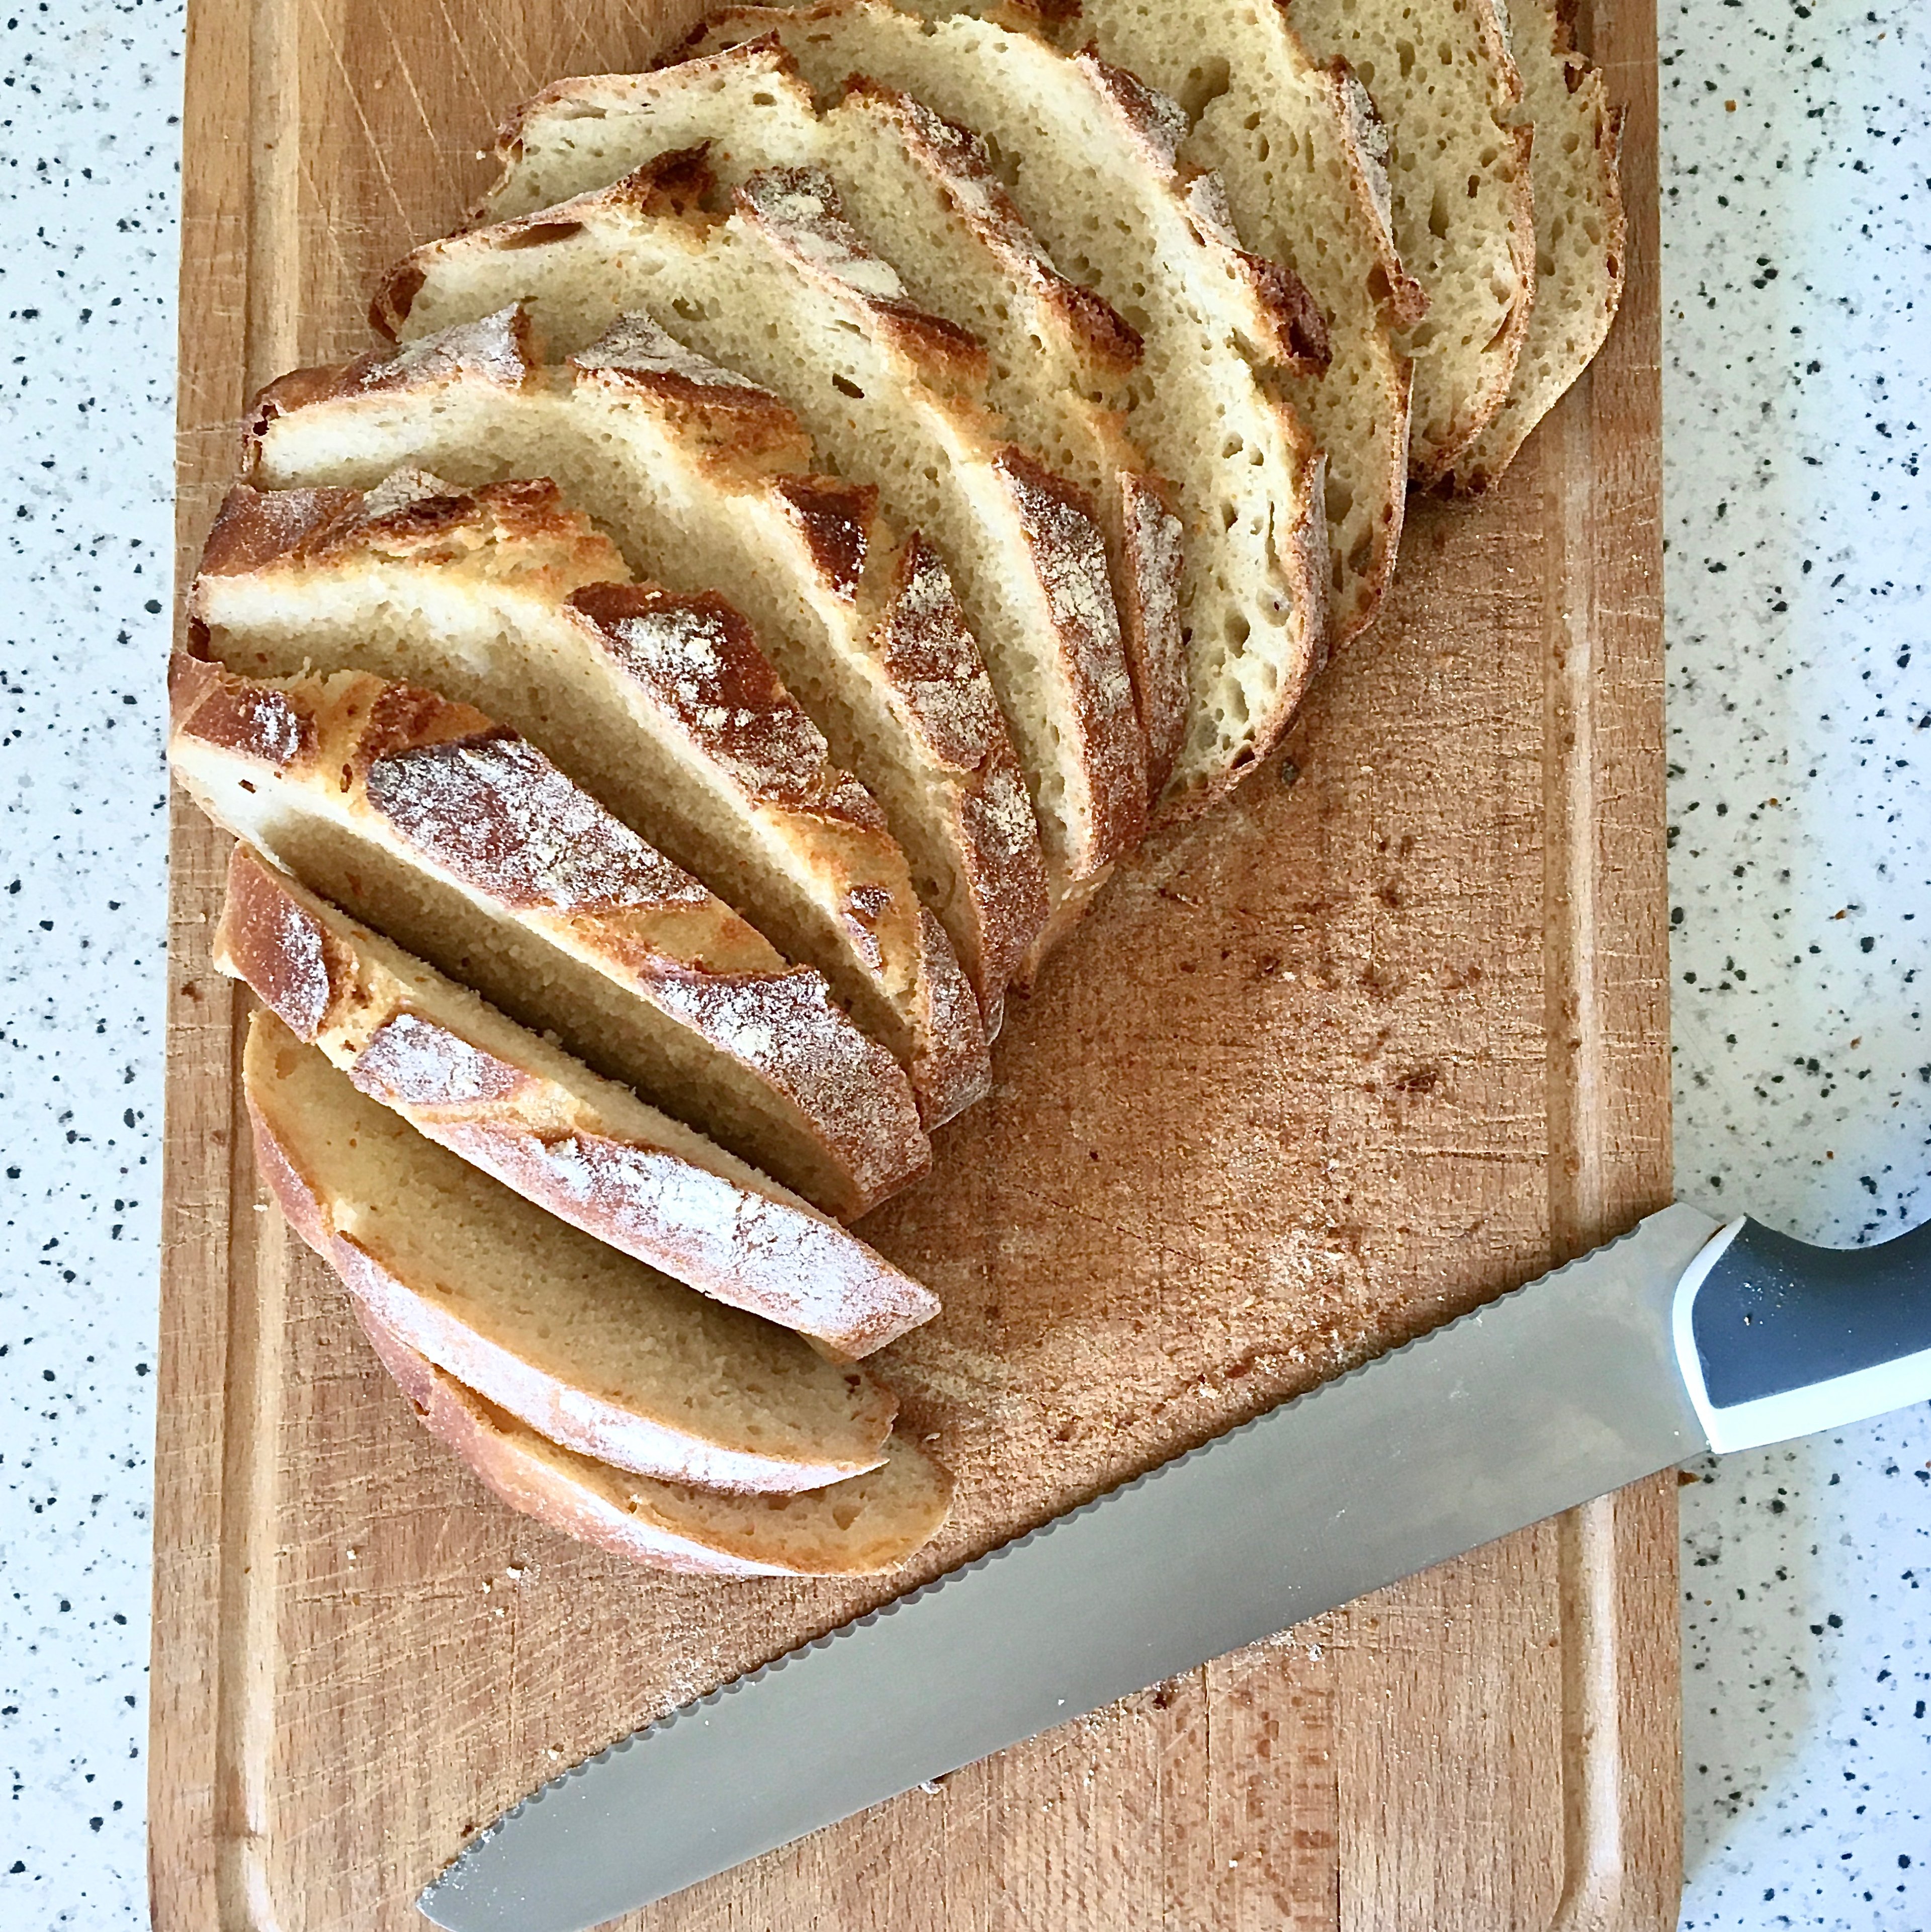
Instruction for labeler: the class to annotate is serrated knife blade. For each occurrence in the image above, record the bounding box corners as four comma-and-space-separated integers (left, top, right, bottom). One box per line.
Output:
417, 1197, 1931, 1931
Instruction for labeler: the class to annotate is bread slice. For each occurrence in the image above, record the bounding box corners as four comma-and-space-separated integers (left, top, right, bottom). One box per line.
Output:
1280, 0, 1536, 484
170, 654, 929, 1219
359, 1307, 952, 1574
1047, 0, 1415, 648
190, 473, 988, 1128
481, 39, 1188, 795
685, 2, 1330, 816
217, 844, 938, 1356
1445, 0, 1625, 492
372, 156, 1152, 938
245, 306, 1047, 1034
244, 1012, 899, 1491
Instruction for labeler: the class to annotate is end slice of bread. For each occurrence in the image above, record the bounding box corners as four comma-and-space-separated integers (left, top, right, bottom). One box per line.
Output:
360, 1307, 953, 1575
686, 2, 1331, 817
1283, 0, 1537, 483
482, 41, 1188, 797
245, 1012, 901, 1491
170, 654, 930, 1219
218, 844, 939, 1356
371, 156, 1152, 931
244, 306, 1048, 1033
192, 475, 989, 1127
1444, 0, 1625, 492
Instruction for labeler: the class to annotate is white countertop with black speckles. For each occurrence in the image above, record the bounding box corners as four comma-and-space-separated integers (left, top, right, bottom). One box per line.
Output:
0, 0, 1923, 1924
1662, 3, 1929, 1924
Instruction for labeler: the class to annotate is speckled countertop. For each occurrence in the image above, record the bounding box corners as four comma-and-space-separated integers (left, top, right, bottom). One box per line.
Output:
1663, 3, 1929, 1923
0, 0, 1924, 1925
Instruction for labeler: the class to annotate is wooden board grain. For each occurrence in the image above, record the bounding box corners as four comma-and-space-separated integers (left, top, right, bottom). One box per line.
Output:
150, 0, 1677, 1924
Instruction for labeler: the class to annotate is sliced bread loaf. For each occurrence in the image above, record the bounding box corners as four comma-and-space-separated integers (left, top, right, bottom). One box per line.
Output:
360, 1308, 953, 1574
1282, 0, 1536, 484
481, 40, 1188, 795
1445, 0, 1624, 492
1053, 0, 1415, 648
686, 1, 1331, 816
191, 474, 989, 1127
218, 844, 938, 1356
245, 306, 1047, 1033
170, 654, 929, 1219
371, 158, 1152, 939
245, 1012, 898, 1490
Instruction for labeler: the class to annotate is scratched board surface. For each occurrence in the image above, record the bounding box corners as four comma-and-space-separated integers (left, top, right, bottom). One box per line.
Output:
151, 0, 1678, 1924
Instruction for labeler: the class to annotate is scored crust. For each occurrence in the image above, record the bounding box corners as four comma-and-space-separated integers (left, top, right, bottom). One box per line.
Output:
686, 1, 1330, 816
481, 42, 1187, 803
358, 1307, 953, 1576
170, 651, 931, 1219
216, 844, 940, 1356
192, 472, 991, 1127
195, 465, 627, 593
370, 150, 1153, 925
244, 1012, 900, 1492
572, 575, 992, 1126
242, 306, 1048, 1034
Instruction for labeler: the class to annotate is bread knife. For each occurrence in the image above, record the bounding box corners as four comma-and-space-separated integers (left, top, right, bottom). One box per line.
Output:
417, 1200, 1931, 1931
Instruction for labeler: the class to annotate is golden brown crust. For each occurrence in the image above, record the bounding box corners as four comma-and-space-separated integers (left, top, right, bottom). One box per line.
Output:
216, 841, 358, 1042
1071, 44, 1331, 375
563, 578, 993, 1122
567, 311, 813, 469
215, 414, 1005, 1108
731, 165, 991, 383
243, 1017, 900, 1491
173, 657, 933, 1217
370, 149, 717, 341
995, 446, 1148, 866
1218, 212, 1332, 373
167, 650, 316, 767
869, 531, 1049, 1022
245, 1012, 900, 1491
196, 484, 367, 576
197, 477, 621, 596
217, 845, 942, 1353
566, 582, 891, 837
1115, 469, 1187, 797
357, 1306, 952, 1575
1324, 56, 1429, 328
838, 76, 1143, 385
768, 474, 873, 601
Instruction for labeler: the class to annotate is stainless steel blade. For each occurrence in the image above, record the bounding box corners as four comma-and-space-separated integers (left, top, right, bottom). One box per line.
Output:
418, 1200, 1725, 1932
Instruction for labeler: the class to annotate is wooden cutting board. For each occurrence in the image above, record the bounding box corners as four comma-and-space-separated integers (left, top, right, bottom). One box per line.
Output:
150, 0, 1675, 1924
